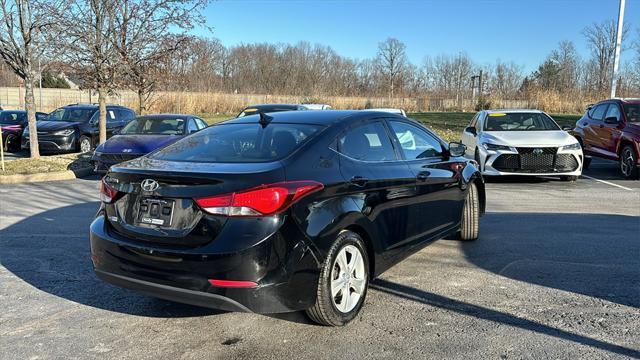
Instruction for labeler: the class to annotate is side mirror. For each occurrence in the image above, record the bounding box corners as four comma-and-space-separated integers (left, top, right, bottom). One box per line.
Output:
562, 125, 573, 131
464, 126, 477, 136
604, 116, 618, 124
448, 142, 466, 157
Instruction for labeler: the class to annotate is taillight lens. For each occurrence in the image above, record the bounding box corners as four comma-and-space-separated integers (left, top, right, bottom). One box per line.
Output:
194, 181, 323, 217
100, 179, 119, 203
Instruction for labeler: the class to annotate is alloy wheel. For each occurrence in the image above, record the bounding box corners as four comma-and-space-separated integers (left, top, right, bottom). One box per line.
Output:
330, 245, 366, 313
620, 148, 635, 177
80, 138, 91, 153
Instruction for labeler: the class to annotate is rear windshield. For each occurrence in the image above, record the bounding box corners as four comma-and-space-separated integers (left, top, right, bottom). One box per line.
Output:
484, 112, 560, 131
149, 123, 323, 163
624, 104, 640, 123
121, 117, 185, 135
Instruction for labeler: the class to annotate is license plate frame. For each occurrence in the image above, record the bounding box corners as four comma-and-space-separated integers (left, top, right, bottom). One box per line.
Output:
136, 197, 175, 227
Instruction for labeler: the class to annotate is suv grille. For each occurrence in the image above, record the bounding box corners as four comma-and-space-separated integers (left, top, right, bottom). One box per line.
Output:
492, 147, 578, 173
100, 153, 142, 163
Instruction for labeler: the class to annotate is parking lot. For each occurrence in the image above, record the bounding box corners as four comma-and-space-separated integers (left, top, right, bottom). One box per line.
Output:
0, 158, 638, 359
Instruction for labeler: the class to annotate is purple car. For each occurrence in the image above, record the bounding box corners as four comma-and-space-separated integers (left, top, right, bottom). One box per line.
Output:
91, 114, 208, 173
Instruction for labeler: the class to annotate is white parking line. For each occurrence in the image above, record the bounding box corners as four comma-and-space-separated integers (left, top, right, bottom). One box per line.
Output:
581, 175, 634, 191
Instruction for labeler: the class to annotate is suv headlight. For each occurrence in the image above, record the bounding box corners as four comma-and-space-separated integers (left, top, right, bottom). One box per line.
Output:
482, 142, 511, 151
53, 128, 74, 136
562, 142, 581, 151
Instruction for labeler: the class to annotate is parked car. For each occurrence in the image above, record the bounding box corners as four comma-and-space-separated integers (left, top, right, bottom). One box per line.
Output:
572, 98, 640, 179
22, 103, 136, 153
236, 104, 307, 118
0, 110, 48, 152
91, 114, 208, 174
461, 109, 583, 181
91, 110, 484, 326
367, 108, 407, 117
301, 104, 332, 110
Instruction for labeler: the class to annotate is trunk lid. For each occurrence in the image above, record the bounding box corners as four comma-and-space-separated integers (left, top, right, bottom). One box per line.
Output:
104, 158, 285, 246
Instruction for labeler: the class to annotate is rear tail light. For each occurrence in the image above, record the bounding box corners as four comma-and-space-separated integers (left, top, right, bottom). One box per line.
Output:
100, 179, 120, 203
194, 181, 323, 217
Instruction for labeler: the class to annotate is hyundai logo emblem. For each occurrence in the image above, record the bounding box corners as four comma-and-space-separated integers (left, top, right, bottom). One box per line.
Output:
141, 179, 159, 192
533, 148, 544, 156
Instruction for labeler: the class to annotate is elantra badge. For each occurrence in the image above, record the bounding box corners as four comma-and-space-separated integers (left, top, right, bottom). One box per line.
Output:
141, 179, 159, 192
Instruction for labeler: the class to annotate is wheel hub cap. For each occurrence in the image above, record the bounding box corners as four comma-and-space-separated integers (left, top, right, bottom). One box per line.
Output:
331, 244, 366, 313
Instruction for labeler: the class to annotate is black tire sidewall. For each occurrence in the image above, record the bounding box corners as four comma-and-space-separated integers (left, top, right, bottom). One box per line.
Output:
620, 145, 639, 179
323, 232, 369, 324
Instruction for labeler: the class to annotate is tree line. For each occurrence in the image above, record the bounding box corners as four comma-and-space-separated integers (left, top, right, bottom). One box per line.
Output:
1, 0, 639, 159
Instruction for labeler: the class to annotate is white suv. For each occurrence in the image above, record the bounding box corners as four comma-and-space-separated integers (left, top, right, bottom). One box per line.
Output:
460, 109, 583, 181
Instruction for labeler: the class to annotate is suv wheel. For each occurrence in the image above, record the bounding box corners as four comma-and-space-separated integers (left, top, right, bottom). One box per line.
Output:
620, 145, 639, 180
306, 230, 369, 326
79, 136, 92, 153
5, 133, 20, 152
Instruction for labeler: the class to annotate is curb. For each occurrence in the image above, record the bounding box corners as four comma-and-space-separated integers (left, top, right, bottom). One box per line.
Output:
0, 167, 94, 184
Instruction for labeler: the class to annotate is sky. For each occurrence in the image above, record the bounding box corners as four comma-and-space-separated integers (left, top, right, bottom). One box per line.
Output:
198, 0, 640, 73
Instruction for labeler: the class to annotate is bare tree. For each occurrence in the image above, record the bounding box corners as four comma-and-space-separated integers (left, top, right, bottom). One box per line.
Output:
61, 0, 118, 146
110, 0, 207, 114
0, 0, 63, 158
375, 38, 408, 98
583, 20, 629, 95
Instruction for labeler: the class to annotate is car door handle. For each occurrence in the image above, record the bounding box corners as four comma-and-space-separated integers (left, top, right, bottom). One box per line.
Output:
349, 176, 369, 187
416, 172, 430, 181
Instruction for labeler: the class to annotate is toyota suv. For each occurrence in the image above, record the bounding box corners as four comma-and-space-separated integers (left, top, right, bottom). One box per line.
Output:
572, 98, 640, 179
22, 103, 136, 153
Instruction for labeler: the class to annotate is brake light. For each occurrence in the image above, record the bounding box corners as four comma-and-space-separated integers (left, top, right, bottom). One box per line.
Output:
100, 179, 119, 203
194, 181, 323, 217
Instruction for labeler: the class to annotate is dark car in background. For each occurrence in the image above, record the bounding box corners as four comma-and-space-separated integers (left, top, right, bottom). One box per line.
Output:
90, 110, 484, 326
572, 98, 640, 179
0, 110, 48, 152
91, 114, 208, 173
22, 103, 136, 153
236, 104, 307, 118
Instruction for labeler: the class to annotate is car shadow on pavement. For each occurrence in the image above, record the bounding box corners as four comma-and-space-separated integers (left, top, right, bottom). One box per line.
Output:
0, 202, 223, 318
370, 279, 640, 358
463, 212, 639, 309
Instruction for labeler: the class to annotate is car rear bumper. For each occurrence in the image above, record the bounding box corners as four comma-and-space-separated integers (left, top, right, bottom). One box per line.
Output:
90, 214, 320, 313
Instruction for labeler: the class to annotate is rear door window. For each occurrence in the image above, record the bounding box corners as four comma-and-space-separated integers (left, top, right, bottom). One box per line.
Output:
150, 123, 323, 163
337, 121, 397, 162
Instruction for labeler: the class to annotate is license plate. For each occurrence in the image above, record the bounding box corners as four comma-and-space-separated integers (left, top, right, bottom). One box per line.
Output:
137, 198, 174, 226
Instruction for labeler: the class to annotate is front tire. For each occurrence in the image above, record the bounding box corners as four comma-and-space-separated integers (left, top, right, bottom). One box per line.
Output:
79, 135, 92, 153
619, 145, 639, 180
306, 230, 369, 326
459, 182, 479, 241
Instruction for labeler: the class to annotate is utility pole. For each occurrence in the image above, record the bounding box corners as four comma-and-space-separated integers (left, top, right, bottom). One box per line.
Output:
610, 0, 625, 98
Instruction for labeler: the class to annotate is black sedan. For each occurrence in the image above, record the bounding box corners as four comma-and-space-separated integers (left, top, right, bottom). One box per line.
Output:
90, 110, 485, 326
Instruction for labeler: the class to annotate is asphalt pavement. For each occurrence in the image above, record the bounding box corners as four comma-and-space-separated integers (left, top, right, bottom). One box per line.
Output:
0, 161, 638, 359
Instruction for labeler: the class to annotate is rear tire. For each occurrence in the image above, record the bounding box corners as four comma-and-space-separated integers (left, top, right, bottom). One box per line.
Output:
306, 230, 369, 326
619, 145, 639, 180
5, 134, 20, 152
560, 175, 578, 182
459, 182, 479, 241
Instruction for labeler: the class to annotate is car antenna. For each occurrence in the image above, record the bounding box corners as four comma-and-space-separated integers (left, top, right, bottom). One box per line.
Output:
259, 112, 273, 128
